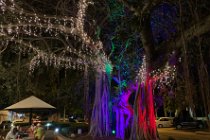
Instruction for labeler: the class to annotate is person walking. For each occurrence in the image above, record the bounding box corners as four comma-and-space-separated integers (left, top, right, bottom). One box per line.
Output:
5, 127, 18, 140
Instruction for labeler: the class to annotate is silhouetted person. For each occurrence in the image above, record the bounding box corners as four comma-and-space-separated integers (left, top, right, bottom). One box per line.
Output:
34, 123, 44, 140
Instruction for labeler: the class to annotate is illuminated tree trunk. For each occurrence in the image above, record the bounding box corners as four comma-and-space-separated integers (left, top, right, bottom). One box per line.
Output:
89, 67, 111, 137
130, 79, 157, 140
130, 15, 158, 140
113, 85, 135, 139
115, 109, 125, 139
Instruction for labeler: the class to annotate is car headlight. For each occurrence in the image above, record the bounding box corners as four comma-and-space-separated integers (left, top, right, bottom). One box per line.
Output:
54, 128, 59, 133
45, 123, 52, 127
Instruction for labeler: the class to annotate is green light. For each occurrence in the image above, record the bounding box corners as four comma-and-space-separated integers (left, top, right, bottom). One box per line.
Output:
112, 130, 116, 134
105, 62, 113, 75
121, 80, 127, 87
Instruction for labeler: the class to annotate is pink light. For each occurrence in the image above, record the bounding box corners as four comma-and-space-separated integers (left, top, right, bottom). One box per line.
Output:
147, 79, 157, 139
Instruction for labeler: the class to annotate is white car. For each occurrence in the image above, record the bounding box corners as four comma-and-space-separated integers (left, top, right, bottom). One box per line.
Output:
156, 117, 173, 128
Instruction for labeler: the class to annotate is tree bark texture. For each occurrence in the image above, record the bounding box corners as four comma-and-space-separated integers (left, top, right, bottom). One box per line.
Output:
130, 80, 158, 140
89, 67, 111, 137
197, 44, 210, 131
140, 15, 156, 71
187, 0, 210, 130
130, 15, 158, 140
84, 65, 90, 122
181, 33, 195, 117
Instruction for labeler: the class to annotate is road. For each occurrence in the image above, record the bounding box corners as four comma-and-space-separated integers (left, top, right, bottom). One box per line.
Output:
158, 128, 210, 140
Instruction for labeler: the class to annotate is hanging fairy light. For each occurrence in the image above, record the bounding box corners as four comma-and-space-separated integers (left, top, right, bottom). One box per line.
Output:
136, 56, 176, 86
29, 51, 86, 73
150, 63, 176, 85
0, 0, 109, 73
1, 0, 94, 49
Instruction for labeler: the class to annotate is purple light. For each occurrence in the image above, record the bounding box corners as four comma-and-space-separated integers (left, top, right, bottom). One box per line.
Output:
113, 84, 137, 139
89, 72, 111, 137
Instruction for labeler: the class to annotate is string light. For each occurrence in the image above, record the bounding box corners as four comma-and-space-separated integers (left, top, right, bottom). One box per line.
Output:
150, 63, 176, 85
136, 55, 147, 83
136, 56, 176, 85
0, 0, 109, 73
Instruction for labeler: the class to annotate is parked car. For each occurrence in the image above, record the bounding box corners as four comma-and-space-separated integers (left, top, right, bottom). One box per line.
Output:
0, 120, 12, 129
12, 118, 24, 123
42, 120, 89, 135
156, 117, 173, 128
173, 117, 204, 129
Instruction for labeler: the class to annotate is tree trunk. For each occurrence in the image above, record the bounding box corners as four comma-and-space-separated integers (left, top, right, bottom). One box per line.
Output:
130, 79, 158, 140
16, 51, 21, 101
130, 15, 158, 140
197, 43, 210, 131
181, 39, 195, 117
89, 66, 111, 137
187, 0, 210, 130
179, 0, 195, 117
84, 65, 90, 122
140, 16, 155, 71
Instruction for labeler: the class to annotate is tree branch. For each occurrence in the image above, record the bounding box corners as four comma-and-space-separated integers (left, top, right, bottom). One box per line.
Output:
118, 0, 162, 16
140, 0, 162, 15
153, 14, 210, 69
157, 14, 210, 54
0, 45, 8, 54
0, 23, 96, 50
118, 0, 137, 13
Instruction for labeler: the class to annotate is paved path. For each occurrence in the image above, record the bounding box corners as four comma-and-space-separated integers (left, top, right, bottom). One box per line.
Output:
158, 128, 210, 140
43, 130, 57, 140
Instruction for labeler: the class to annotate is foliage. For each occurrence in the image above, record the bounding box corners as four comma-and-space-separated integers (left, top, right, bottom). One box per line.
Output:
0, 47, 85, 115
0, 0, 210, 137
0, 0, 101, 116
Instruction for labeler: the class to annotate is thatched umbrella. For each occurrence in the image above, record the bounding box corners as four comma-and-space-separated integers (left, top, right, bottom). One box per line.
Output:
5, 96, 56, 124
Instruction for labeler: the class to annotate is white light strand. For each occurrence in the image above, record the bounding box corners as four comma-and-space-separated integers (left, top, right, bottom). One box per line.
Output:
136, 55, 147, 83
0, 34, 99, 73
136, 56, 176, 86
76, 0, 87, 33
0, 0, 109, 73
0, 0, 98, 51
29, 52, 86, 73
150, 63, 176, 86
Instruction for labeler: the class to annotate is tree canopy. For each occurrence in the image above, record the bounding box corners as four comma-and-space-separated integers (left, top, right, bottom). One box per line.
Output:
1, 0, 210, 138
